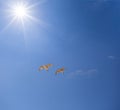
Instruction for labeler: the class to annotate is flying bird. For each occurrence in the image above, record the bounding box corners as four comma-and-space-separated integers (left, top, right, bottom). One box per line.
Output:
55, 67, 65, 75
38, 64, 53, 71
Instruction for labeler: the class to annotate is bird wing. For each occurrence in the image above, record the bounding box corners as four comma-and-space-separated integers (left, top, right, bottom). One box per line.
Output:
39, 64, 53, 71
46, 64, 53, 67
45, 64, 53, 71
55, 67, 64, 74
38, 66, 44, 71
43, 66, 49, 71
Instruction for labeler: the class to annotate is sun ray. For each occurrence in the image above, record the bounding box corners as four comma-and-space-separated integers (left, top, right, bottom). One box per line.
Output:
20, 18, 28, 49
1, 0, 49, 47
27, 0, 46, 10
0, 16, 17, 34
26, 14, 49, 28
3, 0, 49, 31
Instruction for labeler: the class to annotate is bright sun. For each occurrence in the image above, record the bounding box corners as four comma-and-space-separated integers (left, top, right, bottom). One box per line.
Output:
10, 2, 30, 22
13, 5, 27, 18
6, 1, 40, 26
1, 1, 47, 46
3, 1, 44, 32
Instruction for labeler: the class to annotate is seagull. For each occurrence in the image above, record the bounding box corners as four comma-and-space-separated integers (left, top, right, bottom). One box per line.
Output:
38, 64, 53, 71
55, 67, 65, 75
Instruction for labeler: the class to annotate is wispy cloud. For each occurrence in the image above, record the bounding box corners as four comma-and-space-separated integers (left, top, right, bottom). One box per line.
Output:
107, 56, 120, 62
108, 56, 116, 60
68, 69, 98, 79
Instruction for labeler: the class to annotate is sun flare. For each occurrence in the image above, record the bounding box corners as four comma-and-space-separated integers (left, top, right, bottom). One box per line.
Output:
9, 1, 31, 23
1, 0, 45, 34
6, 1, 40, 26
13, 5, 28, 18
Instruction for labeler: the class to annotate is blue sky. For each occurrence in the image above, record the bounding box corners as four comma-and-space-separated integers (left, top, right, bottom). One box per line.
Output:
0, 0, 119, 110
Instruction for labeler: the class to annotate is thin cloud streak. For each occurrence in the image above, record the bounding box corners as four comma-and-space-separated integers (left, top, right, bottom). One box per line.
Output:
108, 56, 116, 60
108, 56, 120, 60
68, 69, 98, 79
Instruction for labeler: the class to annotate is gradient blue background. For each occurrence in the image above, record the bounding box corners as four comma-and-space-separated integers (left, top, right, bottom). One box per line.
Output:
0, 0, 119, 110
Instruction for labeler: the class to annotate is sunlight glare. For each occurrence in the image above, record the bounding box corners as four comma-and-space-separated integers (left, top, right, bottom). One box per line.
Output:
13, 5, 27, 18
10, 2, 30, 22
1, 0, 46, 33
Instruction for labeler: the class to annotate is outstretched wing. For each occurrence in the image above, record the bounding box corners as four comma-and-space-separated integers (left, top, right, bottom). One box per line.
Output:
38, 64, 53, 71
38, 66, 44, 71
55, 67, 64, 75
46, 64, 53, 67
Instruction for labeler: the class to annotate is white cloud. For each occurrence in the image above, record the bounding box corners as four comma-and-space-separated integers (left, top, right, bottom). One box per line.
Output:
108, 56, 115, 60
68, 69, 97, 79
